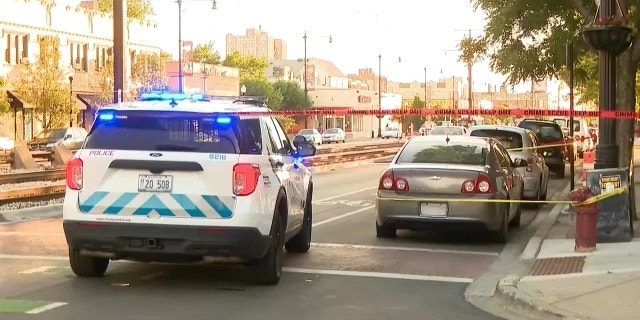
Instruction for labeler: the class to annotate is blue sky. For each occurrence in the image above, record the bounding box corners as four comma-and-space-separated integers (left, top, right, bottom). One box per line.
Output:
146, 0, 512, 86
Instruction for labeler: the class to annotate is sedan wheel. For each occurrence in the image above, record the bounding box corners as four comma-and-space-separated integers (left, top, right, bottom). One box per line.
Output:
493, 207, 509, 243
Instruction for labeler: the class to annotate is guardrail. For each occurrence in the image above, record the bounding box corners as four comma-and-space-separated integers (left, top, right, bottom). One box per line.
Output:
0, 141, 405, 205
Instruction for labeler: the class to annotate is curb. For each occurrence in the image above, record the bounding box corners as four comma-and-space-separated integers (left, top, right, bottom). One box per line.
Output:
0, 204, 62, 224
495, 278, 586, 320
520, 182, 573, 261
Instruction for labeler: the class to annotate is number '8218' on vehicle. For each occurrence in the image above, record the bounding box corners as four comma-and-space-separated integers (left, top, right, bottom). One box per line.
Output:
375, 135, 527, 243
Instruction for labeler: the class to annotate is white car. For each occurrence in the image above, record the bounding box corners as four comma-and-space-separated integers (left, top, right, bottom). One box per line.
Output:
322, 128, 346, 143
382, 126, 402, 139
62, 92, 318, 285
297, 129, 322, 145
0, 136, 14, 151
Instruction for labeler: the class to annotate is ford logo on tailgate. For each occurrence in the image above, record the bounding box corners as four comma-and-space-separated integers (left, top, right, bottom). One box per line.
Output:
149, 153, 163, 157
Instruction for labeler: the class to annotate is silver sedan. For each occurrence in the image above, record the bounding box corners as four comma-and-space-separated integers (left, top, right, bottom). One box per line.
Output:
375, 135, 526, 243
468, 125, 549, 207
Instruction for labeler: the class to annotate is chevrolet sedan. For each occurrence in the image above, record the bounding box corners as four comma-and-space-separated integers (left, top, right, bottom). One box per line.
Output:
375, 135, 526, 243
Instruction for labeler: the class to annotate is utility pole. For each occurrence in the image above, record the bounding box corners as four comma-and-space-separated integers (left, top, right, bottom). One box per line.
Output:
112, 0, 127, 103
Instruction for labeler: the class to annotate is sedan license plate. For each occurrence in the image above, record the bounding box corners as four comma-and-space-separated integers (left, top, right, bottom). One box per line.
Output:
138, 175, 173, 192
420, 203, 447, 217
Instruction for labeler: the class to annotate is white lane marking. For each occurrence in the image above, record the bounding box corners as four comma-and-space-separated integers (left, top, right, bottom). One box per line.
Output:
283, 267, 473, 283
312, 205, 374, 228
19, 266, 58, 274
313, 187, 377, 203
313, 200, 373, 207
25, 302, 68, 314
0, 254, 474, 283
0, 254, 67, 261
310, 243, 499, 257
0, 232, 62, 236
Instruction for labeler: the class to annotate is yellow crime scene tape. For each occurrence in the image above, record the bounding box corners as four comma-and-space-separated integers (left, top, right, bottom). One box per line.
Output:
376, 186, 628, 208
506, 142, 574, 152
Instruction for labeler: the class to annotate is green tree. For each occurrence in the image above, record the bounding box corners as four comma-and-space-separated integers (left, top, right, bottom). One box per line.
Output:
241, 78, 283, 110
98, 51, 170, 102
222, 52, 269, 81
96, 0, 154, 20
395, 96, 426, 130
0, 77, 11, 114
16, 37, 73, 129
193, 41, 221, 65
459, 0, 640, 167
272, 80, 311, 111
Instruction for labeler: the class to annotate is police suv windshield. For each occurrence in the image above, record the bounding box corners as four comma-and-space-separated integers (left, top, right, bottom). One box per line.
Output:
85, 111, 263, 154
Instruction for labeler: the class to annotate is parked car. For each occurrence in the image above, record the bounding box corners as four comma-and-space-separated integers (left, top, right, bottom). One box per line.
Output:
517, 120, 566, 178
429, 126, 467, 136
28, 127, 88, 151
297, 129, 322, 145
0, 136, 14, 151
381, 126, 402, 139
468, 125, 549, 206
375, 135, 525, 243
322, 128, 346, 143
552, 118, 594, 158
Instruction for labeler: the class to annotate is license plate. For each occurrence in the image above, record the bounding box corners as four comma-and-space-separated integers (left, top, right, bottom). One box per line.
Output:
138, 174, 173, 192
420, 203, 447, 217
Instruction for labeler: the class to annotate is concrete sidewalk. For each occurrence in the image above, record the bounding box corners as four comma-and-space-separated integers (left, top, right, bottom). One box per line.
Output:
496, 145, 640, 320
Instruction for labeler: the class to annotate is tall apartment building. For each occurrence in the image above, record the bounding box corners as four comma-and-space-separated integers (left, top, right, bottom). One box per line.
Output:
347, 68, 388, 92
225, 28, 287, 60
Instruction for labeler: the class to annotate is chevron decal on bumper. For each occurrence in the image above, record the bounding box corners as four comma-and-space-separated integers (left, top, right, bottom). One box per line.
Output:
78, 192, 235, 219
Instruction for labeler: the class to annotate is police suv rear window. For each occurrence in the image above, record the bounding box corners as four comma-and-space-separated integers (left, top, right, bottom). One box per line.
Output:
85, 111, 262, 154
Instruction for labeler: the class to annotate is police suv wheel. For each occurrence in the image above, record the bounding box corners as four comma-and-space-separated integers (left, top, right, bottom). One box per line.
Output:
253, 214, 285, 285
69, 248, 109, 277
285, 190, 313, 253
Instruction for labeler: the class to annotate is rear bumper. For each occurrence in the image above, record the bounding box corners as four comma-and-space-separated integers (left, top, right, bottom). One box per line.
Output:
376, 195, 506, 231
63, 221, 271, 261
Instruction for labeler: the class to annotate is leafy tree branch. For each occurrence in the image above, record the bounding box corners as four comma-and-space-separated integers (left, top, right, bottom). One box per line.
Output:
96, 0, 154, 20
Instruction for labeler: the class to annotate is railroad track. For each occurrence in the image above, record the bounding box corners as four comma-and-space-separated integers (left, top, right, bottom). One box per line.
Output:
0, 169, 66, 185
0, 185, 66, 205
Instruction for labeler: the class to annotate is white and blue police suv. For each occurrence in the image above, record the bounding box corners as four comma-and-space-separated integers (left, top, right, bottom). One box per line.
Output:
62, 93, 317, 285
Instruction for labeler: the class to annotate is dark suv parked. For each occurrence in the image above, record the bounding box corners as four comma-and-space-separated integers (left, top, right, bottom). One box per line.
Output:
517, 120, 566, 178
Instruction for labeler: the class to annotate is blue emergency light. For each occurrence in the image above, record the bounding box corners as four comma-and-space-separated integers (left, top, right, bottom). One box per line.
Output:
97, 111, 115, 121
139, 92, 205, 102
216, 116, 232, 125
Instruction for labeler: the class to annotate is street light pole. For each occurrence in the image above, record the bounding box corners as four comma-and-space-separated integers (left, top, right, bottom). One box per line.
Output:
377, 54, 382, 138
303, 32, 308, 128
423, 67, 427, 106
177, 0, 183, 94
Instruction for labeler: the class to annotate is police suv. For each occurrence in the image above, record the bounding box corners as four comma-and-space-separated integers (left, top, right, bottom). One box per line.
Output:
62, 92, 317, 285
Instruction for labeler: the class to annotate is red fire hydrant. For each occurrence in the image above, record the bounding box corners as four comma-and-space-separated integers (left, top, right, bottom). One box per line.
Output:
568, 186, 600, 252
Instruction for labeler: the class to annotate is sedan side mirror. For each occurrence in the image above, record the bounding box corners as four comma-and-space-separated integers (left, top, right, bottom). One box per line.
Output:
513, 158, 528, 167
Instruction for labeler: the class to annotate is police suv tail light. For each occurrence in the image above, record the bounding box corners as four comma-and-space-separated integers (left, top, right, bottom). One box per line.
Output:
66, 158, 83, 190
233, 163, 261, 196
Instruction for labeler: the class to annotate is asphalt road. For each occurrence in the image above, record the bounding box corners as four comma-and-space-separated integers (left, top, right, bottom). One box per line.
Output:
0, 160, 569, 320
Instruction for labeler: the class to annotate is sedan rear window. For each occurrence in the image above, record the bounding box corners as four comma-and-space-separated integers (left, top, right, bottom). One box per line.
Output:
469, 130, 523, 150
518, 122, 563, 142
85, 111, 263, 154
430, 127, 465, 135
397, 142, 487, 165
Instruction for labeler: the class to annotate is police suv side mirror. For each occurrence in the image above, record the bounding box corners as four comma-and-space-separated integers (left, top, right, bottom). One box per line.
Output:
296, 142, 316, 157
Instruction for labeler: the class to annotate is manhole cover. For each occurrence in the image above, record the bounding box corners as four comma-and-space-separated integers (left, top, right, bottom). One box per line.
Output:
529, 256, 585, 276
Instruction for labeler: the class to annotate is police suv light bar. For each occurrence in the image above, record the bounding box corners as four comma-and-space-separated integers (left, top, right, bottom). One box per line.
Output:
138, 91, 266, 105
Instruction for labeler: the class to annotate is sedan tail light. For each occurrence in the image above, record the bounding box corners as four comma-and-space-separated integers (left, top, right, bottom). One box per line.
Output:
378, 171, 409, 192
233, 163, 261, 196
461, 173, 493, 194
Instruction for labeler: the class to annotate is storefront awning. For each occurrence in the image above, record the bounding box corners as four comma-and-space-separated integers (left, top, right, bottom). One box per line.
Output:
6, 91, 34, 109
77, 93, 111, 110
72, 94, 87, 110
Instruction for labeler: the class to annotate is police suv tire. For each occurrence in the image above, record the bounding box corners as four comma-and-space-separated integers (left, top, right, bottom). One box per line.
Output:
69, 248, 109, 277
285, 189, 313, 253
253, 212, 285, 285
